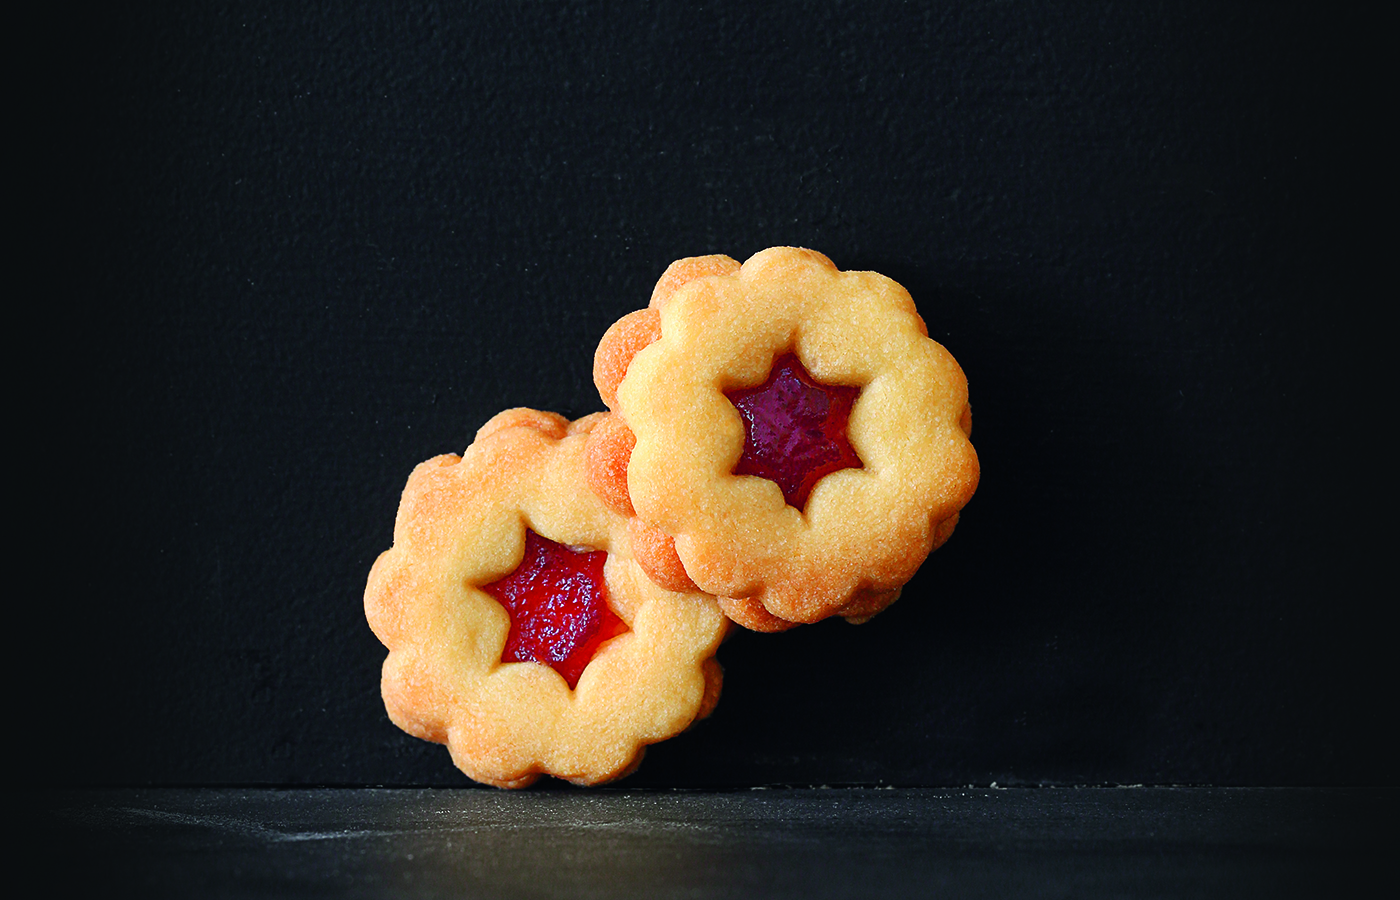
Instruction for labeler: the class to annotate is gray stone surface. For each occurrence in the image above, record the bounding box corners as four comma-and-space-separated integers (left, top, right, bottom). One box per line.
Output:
43, 787, 1386, 898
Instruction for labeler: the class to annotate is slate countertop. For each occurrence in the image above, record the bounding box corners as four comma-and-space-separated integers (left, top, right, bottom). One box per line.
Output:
43, 786, 1387, 898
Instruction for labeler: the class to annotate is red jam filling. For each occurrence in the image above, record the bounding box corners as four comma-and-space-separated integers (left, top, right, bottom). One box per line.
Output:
482, 529, 627, 690
725, 354, 863, 511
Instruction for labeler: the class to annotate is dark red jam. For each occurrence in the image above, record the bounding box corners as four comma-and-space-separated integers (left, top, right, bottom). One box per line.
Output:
725, 354, 862, 511
482, 529, 627, 690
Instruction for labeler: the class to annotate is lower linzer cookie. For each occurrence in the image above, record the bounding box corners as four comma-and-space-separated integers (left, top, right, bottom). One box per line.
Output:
588, 247, 979, 631
365, 409, 728, 788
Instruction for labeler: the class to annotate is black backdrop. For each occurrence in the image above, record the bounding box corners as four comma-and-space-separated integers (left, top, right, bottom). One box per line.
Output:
54, 1, 1383, 788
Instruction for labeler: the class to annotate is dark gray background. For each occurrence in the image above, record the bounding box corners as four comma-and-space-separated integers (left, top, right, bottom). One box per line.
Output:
53, 1, 1383, 788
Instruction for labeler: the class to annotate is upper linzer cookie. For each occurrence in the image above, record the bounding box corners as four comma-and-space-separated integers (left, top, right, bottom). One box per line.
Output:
588, 247, 978, 631
365, 409, 728, 788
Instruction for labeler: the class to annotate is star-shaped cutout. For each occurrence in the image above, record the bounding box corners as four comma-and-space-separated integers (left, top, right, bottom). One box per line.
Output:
726, 354, 863, 511
482, 529, 627, 690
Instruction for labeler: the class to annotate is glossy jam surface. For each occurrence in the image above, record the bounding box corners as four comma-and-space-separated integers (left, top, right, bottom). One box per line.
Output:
726, 354, 862, 510
482, 530, 627, 690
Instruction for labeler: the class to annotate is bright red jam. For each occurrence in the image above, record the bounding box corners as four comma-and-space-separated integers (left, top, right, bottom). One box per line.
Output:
482, 529, 627, 689
725, 354, 862, 511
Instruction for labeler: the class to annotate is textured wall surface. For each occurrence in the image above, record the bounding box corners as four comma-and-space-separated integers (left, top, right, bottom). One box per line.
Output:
53, 1, 1380, 787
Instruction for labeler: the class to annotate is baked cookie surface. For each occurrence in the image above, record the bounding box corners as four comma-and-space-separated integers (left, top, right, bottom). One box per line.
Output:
589, 247, 979, 630
365, 409, 728, 788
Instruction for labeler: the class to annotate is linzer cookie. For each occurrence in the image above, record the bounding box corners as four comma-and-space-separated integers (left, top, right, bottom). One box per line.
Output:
588, 248, 978, 631
365, 409, 727, 788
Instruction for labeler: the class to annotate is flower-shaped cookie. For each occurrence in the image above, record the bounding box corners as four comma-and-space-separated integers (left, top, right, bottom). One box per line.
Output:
365, 409, 728, 788
588, 247, 978, 631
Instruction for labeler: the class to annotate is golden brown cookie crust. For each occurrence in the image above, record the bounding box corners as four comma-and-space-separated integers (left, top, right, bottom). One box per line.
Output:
584, 411, 638, 517
365, 409, 729, 788
594, 309, 662, 410
588, 247, 979, 627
